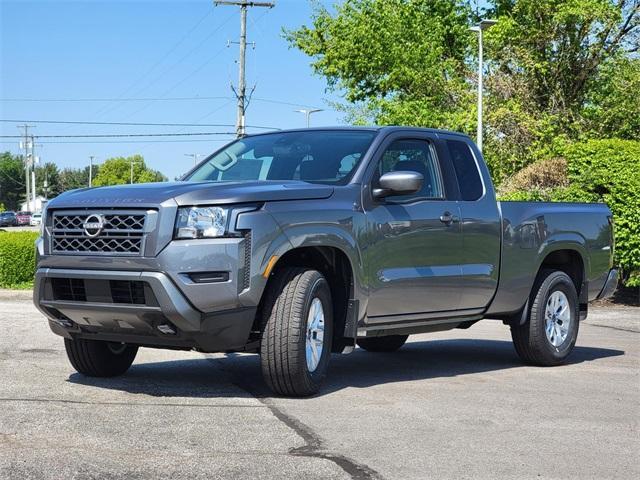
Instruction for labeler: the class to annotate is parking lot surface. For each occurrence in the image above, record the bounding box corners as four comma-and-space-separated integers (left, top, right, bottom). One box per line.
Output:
1, 292, 638, 479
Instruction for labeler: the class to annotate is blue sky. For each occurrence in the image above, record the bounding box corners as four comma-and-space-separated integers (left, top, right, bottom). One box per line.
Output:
0, 0, 344, 180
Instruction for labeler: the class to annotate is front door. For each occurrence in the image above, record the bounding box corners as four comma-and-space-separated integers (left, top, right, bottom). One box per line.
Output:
363, 136, 464, 321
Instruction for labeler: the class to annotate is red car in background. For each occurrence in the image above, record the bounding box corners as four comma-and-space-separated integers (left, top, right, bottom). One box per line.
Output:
16, 211, 32, 226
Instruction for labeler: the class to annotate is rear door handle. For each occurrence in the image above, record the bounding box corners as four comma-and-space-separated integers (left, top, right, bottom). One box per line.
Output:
439, 211, 459, 225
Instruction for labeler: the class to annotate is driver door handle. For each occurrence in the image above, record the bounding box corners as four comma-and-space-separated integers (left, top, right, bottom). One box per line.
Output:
439, 211, 459, 225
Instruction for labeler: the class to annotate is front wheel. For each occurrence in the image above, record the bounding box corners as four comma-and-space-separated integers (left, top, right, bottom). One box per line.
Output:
260, 268, 333, 397
64, 338, 138, 377
511, 270, 579, 366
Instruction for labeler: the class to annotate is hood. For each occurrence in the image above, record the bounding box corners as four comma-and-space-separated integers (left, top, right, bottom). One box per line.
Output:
46, 180, 334, 209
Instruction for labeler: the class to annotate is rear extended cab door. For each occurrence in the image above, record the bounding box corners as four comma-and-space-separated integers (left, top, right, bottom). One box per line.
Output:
438, 133, 502, 310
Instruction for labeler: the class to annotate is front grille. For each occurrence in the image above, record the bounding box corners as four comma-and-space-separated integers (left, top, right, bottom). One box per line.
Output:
51, 211, 147, 255
110, 280, 146, 304
51, 278, 87, 302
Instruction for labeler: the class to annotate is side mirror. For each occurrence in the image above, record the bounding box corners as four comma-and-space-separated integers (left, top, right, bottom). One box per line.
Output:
373, 171, 424, 199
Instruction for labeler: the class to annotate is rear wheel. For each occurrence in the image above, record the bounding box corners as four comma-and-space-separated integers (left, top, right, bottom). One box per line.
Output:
511, 270, 579, 366
357, 335, 408, 352
260, 268, 333, 397
64, 338, 138, 377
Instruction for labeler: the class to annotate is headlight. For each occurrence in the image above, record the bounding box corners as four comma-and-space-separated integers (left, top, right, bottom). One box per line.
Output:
175, 206, 229, 239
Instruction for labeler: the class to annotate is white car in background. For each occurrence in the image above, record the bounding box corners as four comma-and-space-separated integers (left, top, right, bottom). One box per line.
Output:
30, 213, 42, 226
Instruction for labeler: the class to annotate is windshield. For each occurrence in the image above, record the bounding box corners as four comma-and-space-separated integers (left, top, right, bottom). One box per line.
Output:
185, 130, 377, 185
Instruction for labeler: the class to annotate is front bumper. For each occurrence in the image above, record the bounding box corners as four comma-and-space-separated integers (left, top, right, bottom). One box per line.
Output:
34, 268, 257, 352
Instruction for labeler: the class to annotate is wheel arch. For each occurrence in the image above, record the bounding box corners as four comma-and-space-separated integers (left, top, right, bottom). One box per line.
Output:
500, 243, 588, 326
536, 242, 588, 300
254, 231, 363, 353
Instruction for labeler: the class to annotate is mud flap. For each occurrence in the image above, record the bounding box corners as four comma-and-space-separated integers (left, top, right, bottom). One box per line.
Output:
337, 299, 358, 354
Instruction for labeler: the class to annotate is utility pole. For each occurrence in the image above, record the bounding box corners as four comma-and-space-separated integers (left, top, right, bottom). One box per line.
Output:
89, 156, 95, 187
30, 135, 41, 210
18, 125, 34, 211
214, 1, 275, 137
129, 158, 143, 184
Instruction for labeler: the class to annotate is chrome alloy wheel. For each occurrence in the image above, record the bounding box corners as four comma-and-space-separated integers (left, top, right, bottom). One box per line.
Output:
306, 298, 325, 372
545, 291, 571, 347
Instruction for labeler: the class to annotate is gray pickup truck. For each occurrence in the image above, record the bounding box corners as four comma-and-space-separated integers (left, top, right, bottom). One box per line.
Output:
33, 127, 618, 396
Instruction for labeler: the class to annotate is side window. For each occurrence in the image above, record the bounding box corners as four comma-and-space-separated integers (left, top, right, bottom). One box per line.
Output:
377, 139, 444, 202
446, 140, 483, 201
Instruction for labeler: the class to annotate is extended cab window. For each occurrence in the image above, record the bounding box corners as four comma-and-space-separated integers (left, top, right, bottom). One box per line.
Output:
446, 140, 483, 201
376, 139, 444, 202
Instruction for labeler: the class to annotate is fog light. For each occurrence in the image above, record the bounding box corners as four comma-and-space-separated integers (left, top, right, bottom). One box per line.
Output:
187, 271, 230, 284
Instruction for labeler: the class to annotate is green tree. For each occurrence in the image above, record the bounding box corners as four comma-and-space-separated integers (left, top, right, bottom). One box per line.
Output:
92, 155, 166, 187
35, 162, 62, 199
481, 0, 639, 180
58, 166, 94, 192
0, 152, 25, 211
286, 0, 476, 131
583, 56, 640, 139
487, 0, 638, 119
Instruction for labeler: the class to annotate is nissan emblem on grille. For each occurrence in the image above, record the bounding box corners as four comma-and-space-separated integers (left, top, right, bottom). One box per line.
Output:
82, 214, 105, 237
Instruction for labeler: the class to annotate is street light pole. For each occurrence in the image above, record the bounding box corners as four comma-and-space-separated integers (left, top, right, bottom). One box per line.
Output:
470, 19, 497, 153
89, 155, 95, 188
130, 159, 142, 184
184, 153, 203, 167
295, 108, 323, 128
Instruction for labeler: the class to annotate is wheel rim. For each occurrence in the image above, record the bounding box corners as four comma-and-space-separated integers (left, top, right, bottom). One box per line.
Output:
545, 291, 571, 347
306, 298, 325, 373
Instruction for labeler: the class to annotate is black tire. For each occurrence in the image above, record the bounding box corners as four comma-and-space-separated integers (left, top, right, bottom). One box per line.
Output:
260, 268, 333, 397
357, 335, 408, 352
511, 269, 579, 366
64, 338, 138, 377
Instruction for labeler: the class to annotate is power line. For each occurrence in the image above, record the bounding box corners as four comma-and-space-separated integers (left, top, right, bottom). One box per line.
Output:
99, 11, 237, 123
0, 132, 236, 138
116, 43, 231, 122
0, 168, 25, 186
0, 96, 322, 109
90, 9, 234, 121
0, 96, 232, 102
253, 97, 321, 109
125, 99, 237, 153
0, 119, 279, 129
0, 138, 235, 144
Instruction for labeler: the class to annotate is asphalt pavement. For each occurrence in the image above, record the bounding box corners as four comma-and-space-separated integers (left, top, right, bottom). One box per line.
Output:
1, 291, 638, 479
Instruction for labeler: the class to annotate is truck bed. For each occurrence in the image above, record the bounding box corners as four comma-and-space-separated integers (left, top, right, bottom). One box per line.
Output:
487, 201, 613, 316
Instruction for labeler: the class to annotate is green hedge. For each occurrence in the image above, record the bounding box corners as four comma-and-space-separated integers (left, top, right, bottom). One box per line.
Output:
0, 231, 39, 289
500, 138, 640, 287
